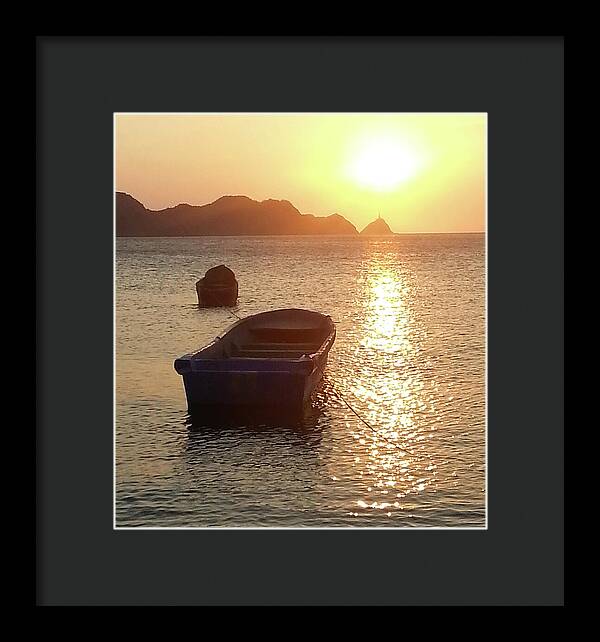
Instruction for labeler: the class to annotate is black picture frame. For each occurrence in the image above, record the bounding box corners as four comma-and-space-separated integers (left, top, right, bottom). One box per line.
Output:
37, 36, 563, 606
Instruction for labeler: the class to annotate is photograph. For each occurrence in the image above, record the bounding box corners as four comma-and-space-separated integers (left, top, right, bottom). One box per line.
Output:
114, 112, 487, 529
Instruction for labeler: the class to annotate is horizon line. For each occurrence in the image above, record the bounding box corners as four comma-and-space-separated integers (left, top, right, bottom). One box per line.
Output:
116, 232, 486, 238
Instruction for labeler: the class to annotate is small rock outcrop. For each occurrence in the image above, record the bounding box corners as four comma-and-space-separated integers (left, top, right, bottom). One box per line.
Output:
196, 265, 239, 307
360, 216, 394, 235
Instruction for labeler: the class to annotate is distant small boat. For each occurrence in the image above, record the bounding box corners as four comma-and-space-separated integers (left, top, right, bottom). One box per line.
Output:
196, 265, 238, 307
174, 308, 336, 410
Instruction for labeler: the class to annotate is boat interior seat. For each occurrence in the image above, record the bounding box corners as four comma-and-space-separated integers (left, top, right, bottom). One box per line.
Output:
240, 342, 319, 352
249, 327, 324, 344
229, 342, 311, 359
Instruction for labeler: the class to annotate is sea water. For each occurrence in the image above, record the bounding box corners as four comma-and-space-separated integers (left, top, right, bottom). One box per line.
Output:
116, 234, 485, 527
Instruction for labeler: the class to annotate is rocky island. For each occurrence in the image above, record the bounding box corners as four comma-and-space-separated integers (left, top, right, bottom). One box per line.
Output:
116, 193, 359, 236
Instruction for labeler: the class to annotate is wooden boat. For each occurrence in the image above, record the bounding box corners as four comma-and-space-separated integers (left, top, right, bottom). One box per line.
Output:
174, 309, 336, 410
196, 265, 238, 307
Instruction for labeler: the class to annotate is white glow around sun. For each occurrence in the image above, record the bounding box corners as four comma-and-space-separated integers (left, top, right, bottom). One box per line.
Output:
348, 136, 423, 191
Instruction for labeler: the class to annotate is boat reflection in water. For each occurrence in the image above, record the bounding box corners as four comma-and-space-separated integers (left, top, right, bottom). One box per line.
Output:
181, 385, 331, 517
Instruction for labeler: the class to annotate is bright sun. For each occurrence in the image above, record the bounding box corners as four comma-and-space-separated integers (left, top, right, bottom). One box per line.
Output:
348, 137, 422, 191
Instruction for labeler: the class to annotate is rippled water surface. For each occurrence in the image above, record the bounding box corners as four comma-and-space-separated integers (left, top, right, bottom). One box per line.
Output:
116, 235, 485, 527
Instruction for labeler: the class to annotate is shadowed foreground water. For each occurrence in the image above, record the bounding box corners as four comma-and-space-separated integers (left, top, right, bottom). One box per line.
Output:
116, 235, 485, 527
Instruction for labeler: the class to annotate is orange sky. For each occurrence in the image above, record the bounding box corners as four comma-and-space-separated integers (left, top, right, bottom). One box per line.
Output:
115, 113, 486, 233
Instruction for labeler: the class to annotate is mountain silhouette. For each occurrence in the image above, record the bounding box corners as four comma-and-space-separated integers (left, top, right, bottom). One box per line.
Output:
360, 217, 395, 235
116, 193, 359, 236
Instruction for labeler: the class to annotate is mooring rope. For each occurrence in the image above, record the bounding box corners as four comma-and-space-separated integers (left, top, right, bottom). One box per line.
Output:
325, 377, 418, 457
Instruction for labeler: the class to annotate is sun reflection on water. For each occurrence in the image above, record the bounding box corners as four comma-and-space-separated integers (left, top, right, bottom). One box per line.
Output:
333, 259, 439, 519
361, 269, 412, 354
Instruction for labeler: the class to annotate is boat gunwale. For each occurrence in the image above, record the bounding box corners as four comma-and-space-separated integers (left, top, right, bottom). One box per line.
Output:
214, 308, 333, 341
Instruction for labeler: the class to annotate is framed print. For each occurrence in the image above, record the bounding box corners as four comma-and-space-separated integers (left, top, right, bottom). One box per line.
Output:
37, 36, 563, 606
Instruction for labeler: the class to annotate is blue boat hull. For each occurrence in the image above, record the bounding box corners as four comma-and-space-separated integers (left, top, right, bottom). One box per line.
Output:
181, 356, 328, 410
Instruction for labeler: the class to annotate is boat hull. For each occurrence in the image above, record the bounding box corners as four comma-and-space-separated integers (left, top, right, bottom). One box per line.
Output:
178, 353, 329, 410
174, 308, 335, 411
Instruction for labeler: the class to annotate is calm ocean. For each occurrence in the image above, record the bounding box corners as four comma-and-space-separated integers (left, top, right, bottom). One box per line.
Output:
116, 234, 485, 527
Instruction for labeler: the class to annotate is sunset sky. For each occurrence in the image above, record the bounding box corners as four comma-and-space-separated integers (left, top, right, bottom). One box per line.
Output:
115, 113, 486, 233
